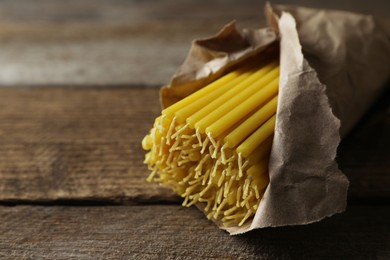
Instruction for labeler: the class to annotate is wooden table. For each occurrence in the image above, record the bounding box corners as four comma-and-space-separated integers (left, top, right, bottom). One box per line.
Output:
0, 1, 389, 259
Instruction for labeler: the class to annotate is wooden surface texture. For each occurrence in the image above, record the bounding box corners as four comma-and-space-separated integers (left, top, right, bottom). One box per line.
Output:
0, 88, 176, 203
0, 87, 389, 204
0, 0, 388, 86
0, 87, 389, 259
0, 0, 389, 259
1, 205, 389, 259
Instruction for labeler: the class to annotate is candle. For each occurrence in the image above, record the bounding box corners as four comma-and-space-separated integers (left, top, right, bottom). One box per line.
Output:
223, 96, 277, 148
236, 115, 276, 157
186, 60, 278, 128
174, 69, 249, 122
206, 80, 278, 139
194, 66, 279, 132
162, 70, 239, 117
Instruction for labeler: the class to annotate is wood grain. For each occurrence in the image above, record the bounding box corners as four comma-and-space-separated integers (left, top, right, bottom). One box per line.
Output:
0, 205, 389, 259
0, 87, 176, 202
0, 0, 265, 86
0, 87, 388, 203
0, 0, 388, 86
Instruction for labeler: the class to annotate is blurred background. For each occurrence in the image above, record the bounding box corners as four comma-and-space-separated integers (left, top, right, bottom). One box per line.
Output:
0, 0, 388, 87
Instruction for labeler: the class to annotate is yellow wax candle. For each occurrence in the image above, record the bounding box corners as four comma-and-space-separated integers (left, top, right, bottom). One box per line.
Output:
206, 83, 278, 138
141, 135, 153, 150
162, 70, 240, 117
247, 159, 269, 190
162, 60, 259, 117
174, 69, 251, 122
186, 62, 278, 128
196, 69, 279, 133
223, 96, 278, 148
246, 136, 273, 164
236, 114, 276, 158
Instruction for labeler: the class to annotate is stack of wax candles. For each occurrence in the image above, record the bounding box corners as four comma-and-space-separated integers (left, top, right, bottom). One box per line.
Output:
142, 57, 279, 227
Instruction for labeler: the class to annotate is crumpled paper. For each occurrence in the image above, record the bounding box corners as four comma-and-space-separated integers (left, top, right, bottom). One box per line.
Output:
159, 3, 390, 234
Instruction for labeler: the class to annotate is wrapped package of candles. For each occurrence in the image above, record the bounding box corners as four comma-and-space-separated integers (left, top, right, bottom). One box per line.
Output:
142, 3, 390, 234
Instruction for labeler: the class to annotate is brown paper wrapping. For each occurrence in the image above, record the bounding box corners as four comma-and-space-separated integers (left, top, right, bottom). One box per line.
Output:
159, 4, 390, 234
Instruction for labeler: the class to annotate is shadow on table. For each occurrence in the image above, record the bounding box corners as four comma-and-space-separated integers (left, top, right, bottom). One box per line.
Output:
235, 206, 390, 259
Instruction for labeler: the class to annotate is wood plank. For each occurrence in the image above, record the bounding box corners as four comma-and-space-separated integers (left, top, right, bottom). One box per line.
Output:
0, 0, 388, 86
0, 87, 176, 202
0, 205, 389, 259
0, 0, 265, 86
0, 87, 389, 202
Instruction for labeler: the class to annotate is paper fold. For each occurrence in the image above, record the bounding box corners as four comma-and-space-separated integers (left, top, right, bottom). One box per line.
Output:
160, 21, 278, 108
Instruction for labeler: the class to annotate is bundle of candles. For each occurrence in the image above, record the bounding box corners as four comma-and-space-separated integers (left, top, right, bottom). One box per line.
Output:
142, 57, 279, 227
141, 2, 390, 233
